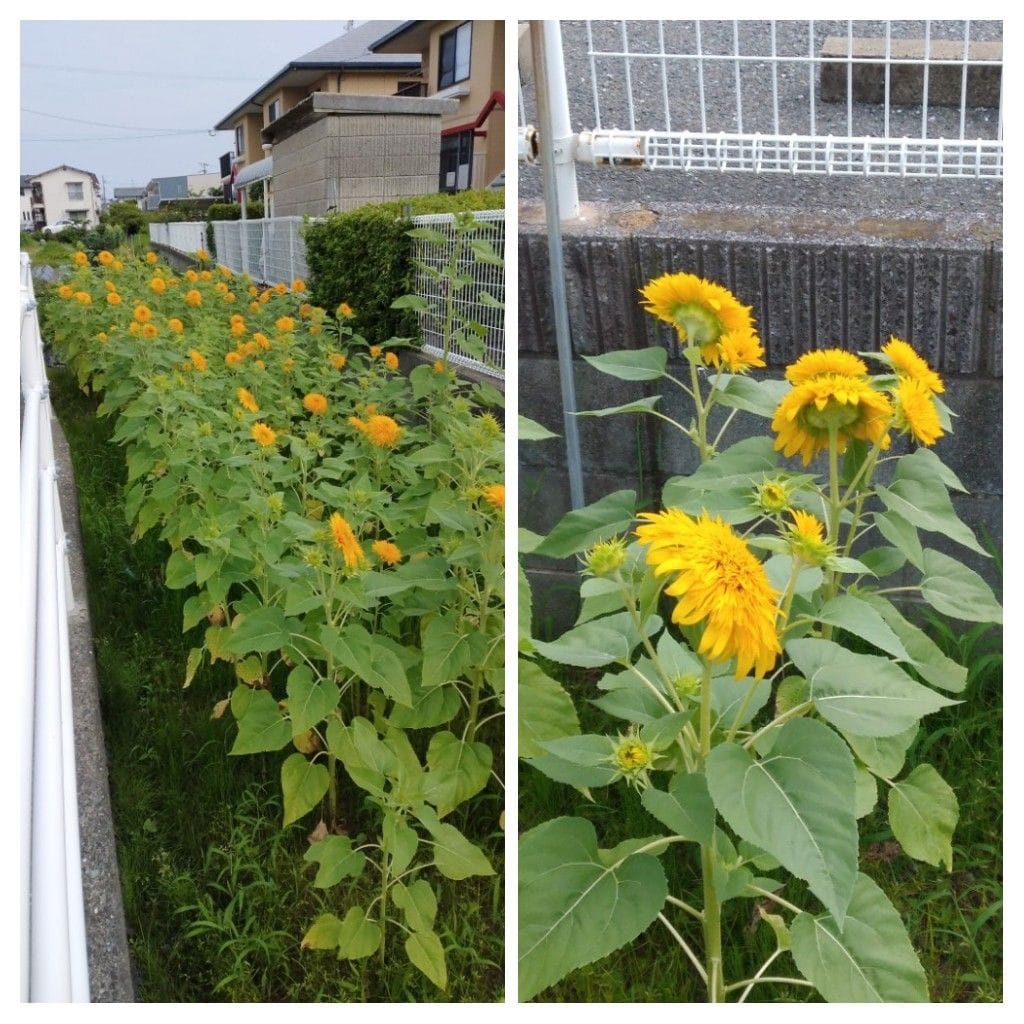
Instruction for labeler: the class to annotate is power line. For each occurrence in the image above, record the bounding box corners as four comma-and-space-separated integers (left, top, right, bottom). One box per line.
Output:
22, 61, 258, 82
21, 107, 205, 134
23, 131, 213, 143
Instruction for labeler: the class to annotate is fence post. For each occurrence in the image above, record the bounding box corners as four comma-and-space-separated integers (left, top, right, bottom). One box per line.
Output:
530, 20, 585, 509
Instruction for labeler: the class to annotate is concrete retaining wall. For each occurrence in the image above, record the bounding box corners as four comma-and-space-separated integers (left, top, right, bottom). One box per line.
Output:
519, 200, 1002, 627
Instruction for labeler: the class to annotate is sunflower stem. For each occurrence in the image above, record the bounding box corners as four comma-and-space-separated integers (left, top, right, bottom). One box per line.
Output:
698, 659, 725, 1001
687, 351, 714, 462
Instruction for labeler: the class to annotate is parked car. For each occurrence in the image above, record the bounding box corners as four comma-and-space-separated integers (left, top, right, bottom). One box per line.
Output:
41, 220, 79, 235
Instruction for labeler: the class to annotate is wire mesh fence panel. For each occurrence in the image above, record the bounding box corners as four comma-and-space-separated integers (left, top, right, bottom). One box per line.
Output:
521, 19, 1002, 178
410, 210, 505, 379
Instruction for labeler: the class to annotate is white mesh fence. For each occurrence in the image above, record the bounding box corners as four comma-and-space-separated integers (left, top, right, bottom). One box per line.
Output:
211, 218, 310, 284
522, 19, 1003, 179
409, 211, 505, 379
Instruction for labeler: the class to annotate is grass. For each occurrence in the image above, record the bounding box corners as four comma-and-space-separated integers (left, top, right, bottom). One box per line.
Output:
520, 617, 1003, 1003
49, 366, 504, 1002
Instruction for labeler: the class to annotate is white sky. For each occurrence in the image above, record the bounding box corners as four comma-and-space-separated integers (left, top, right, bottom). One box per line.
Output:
20, 20, 356, 196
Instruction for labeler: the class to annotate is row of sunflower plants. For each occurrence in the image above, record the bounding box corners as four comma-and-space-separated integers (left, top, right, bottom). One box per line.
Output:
518, 272, 1001, 1002
46, 234, 504, 993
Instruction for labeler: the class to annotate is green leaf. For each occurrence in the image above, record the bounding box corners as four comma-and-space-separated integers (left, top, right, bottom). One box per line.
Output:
536, 734, 613, 767
321, 624, 412, 705
301, 912, 342, 951
389, 681, 461, 729
526, 754, 619, 789
576, 395, 663, 418
532, 490, 636, 559
888, 764, 959, 871
405, 930, 447, 990
165, 549, 196, 590
919, 548, 1002, 624
519, 816, 668, 1001
706, 718, 858, 926
582, 346, 667, 381
390, 293, 430, 311
876, 479, 988, 557
383, 811, 419, 875
854, 766, 878, 819
640, 772, 715, 845
222, 606, 290, 655
857, 546, 907, 578
710, 675, 772, 729
406, 227, 447, 244
421, 614, 474, 687
286, 666, 339, 737
814, 594, 910, 661
873, 511, 924, 571
857, 593, 967, 693
713, 374, 790, 418
335, 906, 382, 960
841, 725, 919, 780
280, 753, 330, 827
424, 731, 492, 817
895, 446, 967, 493
531, 611, 659, 669
640, 709, 694, 750
229, 689, 292, 755
417, 808, 494, 880
790, 873, 929, 1001
519, 414, 558, 441
303, 835, 367, 888
518, 659, 580, 759
392, 879, 438, 933
183, 646, 203, 689
786, 638, 957, 737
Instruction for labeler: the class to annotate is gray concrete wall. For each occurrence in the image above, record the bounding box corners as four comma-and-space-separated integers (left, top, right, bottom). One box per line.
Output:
520, 200, 1002, 629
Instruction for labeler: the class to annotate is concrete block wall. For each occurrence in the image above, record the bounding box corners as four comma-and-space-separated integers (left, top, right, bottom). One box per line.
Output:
520, 200, 1002, 626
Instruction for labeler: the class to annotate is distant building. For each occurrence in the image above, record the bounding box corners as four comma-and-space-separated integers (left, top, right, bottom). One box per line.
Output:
112, 187, 147, 209
143, 173, 222, 210
25, 165, 102, 229
21, 176, 35, 231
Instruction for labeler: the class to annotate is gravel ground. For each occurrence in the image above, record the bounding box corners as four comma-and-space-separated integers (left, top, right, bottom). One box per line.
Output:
519, 19, 1003, 217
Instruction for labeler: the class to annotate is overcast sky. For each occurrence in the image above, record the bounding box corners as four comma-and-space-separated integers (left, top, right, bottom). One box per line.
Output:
20, 20, 359, 196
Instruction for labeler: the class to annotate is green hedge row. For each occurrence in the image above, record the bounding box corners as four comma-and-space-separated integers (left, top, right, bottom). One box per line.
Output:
303, 188, 504, 344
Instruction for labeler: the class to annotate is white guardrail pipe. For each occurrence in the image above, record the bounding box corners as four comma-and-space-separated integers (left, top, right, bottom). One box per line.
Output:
21, 255, 90, 1001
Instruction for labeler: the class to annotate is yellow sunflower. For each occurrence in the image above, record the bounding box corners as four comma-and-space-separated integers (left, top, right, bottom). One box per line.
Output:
303, 393, 328, 416
893, 377, 944, 446
237, 388, 259, 414
363, 414, 401, 448
636, 509, 781, 679
372, 539, 402, 566
329, 512, 365, 570
785, 348, 868, 384
250, 422, 277, 447
882, 337, 945, 395
639, 271, 759, 366
771, 373, 892, 466
788, 510, 833, 564
482, 483, 505, 511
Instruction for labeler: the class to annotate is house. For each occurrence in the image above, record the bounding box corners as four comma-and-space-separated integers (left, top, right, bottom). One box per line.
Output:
370, 21, 505, 192
214, 20, 422, 208
111, 187, 147, 209
25, 165, 102, 229
21, 176, 35, 231
143, 173, 222, 211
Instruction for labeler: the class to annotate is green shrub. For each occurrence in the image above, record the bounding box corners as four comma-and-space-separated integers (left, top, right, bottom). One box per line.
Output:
102, 200, 146, 237
304, 189, 504, 344
83, 223, 126, 256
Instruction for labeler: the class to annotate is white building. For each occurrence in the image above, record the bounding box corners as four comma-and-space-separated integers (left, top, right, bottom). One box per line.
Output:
27, 165, 102, 229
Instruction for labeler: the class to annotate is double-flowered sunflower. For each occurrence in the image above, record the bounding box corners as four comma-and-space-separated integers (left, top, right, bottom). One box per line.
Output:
639, 271, 765, 373
881, 337, 945, 446
636, 509, 781, 679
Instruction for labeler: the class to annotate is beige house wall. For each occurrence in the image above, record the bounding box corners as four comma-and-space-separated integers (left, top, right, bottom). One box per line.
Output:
235, 112, 265, 166
31, 167, 101, 227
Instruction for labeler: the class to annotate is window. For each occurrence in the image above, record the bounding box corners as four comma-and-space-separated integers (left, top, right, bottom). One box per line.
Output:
267, 99, 281, 124
66, 181, 84, 201
395, 81, 426, 97
438, 22, 471, 90
439, 130, 474, 193
234, 125, 244, 159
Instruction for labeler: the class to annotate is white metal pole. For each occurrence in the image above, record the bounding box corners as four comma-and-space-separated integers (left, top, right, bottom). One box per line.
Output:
536, 21, 579, 219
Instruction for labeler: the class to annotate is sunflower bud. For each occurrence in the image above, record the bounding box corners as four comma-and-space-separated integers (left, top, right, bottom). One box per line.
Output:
584, 538, 627, 578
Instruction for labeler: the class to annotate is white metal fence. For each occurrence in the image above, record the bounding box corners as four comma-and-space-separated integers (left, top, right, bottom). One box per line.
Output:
20, 253, 90, 1002
409, 211, 505, 378
151, 214, 505, 378
521, 19, 1003, 179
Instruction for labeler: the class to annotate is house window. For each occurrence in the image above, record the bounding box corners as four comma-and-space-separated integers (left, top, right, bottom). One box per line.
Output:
395, 81, 426, 97
66, 181, 84, 201
439, 130, 474, 193
234, 125, 244, 159
438, 22, 471, 90
267, 99, 281, 124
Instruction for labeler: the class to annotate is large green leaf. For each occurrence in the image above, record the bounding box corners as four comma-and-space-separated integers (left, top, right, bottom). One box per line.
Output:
335, 906, 382, 960
519, 414, 559, 441
813, 594, 911, 661
790, 873, 929, 1002
421, 614, 477, 687
710, 675, 772, 730
519, 817, 668, 1001
919, 549, 1003, 624
321, 624, 412, 705
713, 374, 790, 418
519, 659, 581, 759
532, 490, 636, 559
280, 753, 330, 826
856, 593, 967, 693
873, 511, 924, 571
895, 446, 967, 493
577, 395, 663, 418
841, 725, 918, 780
706, 718, 858, 926
876, 478, 987, 557
222, 606, 291, 655
286, 665, 339, 737
582, 346, 668, 381
786, 638, 957, 737
423, 731, 492, 817
303, 835, 367, 888
888, 764, 959, 871
405, 929, 447, 990
417, 807, 494, 880
229, 688, 292, 755
530, 611, 659, 669
640, 772, 715, 846
392, 879, 438, 933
